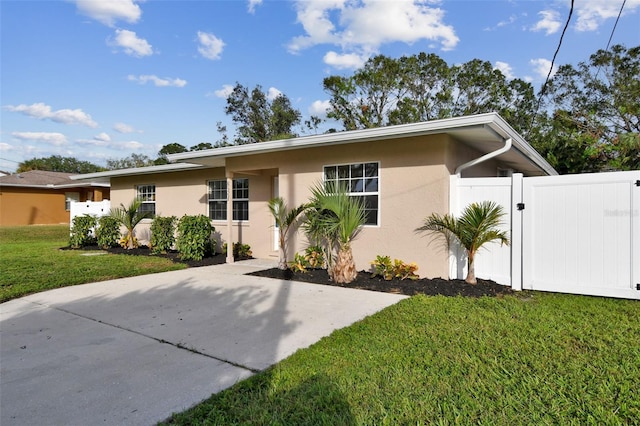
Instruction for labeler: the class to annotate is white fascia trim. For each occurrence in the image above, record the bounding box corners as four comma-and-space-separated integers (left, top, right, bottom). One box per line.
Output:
70, 163, 206, 181
168, 113, 502, 163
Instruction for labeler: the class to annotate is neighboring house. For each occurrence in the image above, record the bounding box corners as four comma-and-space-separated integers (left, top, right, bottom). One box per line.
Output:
72, 113, 556, 279
0, 170, 110, 226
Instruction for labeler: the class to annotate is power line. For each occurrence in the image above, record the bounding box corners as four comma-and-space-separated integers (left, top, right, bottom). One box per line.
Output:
527, 0, 575, 136
605, 0, 627, 51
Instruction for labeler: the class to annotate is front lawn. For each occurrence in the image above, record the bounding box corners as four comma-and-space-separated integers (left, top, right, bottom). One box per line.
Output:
168, 293, 639, 425
0, 225, 186, 302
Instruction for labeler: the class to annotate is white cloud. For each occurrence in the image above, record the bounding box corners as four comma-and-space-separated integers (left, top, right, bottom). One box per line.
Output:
267, 87, 283, 100
197, 31, 225, 60
309, 100, 331, 117
323, 51, 368, 69
110, 29, 153, 57
213, 84, 235, 98
494, 61, 515, 79
128, 75, 187, 87
0, 142, 15, 152
5, 102, 98, 127
94, 132, 111, 142
531, 10, 561, 35
530, 58, 558, 79
248, 0, 263, 14
75, 0, 142, 27
113, 122, 138, 133
77, 138, 143, 150
575, 0, 640, 32
12, 131, 68, 146
289, 0, 459, 66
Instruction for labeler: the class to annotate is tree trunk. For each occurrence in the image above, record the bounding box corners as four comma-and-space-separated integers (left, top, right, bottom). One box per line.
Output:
278, 233, 287, 270
331, 245, 358, 284
465, 253, 477, 285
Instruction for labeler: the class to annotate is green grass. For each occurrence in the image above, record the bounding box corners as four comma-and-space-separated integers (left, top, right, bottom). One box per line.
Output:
168, 293, 639, 425
0, 225, 186, 302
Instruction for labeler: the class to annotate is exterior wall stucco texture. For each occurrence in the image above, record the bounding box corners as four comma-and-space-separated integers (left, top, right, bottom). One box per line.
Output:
109, 133, 503, 279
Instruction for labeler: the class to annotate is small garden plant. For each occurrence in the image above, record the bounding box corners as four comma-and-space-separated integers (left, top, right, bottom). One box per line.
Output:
222, 242, 253, 259
289, 246, 326, 273
370, 255, 419, 281
150, 215, 177, 254
69, 214, 97, 248
95, 216, 121, 249
176, 215, 214, 261
110, 198, 152, 249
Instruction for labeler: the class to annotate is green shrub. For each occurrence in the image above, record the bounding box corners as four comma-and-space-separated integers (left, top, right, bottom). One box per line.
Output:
176, 215, 214, 261
371, 255, 419, 281
69, 215, 97, 248
289, 246, 325, 272
222, 242, 252, 259
150, 216, 177, 254
96, 216, 121, 249
289, 252, 308, 273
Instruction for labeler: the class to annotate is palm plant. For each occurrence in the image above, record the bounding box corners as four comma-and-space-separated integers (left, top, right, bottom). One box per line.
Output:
306, 182, 366, 284
416, 201, 509, 285
110, 198, 152, 249
268, 197, 308, 270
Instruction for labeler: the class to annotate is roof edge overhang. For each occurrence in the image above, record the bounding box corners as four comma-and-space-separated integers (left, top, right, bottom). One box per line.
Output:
0, 182, 110, 189
70, 162, 207, 182
167, 113, 557, 176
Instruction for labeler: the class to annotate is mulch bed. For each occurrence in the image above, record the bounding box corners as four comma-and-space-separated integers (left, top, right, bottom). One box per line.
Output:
63, 245, 512, 297
248, 268, 514, 298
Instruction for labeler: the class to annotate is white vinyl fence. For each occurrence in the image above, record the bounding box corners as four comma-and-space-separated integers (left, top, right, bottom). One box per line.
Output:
69, 200, 111, 227
452, 171, 640, 300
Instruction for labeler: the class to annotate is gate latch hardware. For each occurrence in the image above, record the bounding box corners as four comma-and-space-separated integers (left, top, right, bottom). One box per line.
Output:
637, 283, 640, 291
516, 203, 525, 211
635, 180, 640, 187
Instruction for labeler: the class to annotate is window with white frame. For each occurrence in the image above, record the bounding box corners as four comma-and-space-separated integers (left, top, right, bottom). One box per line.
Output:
65, 192, 80, 211
323, 162, 379, 225
136, 184, 156, 217
208, 178, 249, 221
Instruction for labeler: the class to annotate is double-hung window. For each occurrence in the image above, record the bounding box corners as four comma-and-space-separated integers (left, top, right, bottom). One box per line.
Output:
323, 162, 379, 225
136, 184, 156, 217
208, 178, 249, 221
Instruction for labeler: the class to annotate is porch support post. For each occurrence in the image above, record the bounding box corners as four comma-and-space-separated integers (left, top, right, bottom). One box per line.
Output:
226, 172, 234, 264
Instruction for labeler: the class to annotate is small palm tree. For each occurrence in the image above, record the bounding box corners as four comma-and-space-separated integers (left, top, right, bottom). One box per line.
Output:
268, 197, 307, 270
307, 182, 366, 284
416, 201, 509, 285
110, 198, 152, 249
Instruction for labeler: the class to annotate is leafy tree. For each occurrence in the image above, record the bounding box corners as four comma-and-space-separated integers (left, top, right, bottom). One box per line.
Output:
416, 201, 509, 285
109, 198, 152, 249
533, 44, 640, 172
306, 182, 366, 284
268, 197, 307, 270
106, 153, 155, 170
17, 155, 104, 174
323, 53, 536, 134
225, 83, 302, 144
190, 142, 214, 151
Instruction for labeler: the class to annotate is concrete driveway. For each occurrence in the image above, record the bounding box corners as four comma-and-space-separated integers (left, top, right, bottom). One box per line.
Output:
0, 259, 407, 425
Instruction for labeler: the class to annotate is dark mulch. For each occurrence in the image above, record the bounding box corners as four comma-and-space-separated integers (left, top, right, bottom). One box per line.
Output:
248, 268, 514, 298
61, 245, 233, 267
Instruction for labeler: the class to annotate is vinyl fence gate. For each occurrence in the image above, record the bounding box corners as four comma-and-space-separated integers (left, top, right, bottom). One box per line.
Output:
451, 171, 640, 300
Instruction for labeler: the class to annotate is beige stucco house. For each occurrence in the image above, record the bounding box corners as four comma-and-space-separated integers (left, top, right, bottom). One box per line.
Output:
73, 113, 556, 278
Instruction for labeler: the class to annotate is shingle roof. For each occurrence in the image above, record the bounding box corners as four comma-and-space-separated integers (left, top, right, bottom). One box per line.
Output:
0, 170, 77, 187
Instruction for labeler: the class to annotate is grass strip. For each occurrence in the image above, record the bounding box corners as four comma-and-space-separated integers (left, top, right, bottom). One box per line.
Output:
0, 225, 185, 302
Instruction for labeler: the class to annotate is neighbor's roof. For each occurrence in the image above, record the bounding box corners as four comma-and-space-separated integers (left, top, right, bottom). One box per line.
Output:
0, 170, 110, 188
72, 113, 557, 182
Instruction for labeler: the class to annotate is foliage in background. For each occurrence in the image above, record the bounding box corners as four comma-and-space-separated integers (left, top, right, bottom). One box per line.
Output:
306, 182, 365, 284
370, 255, 419, 281
95, 216, 121, 249
109, 198, 152, 249
176, 215, 214, 261
268, 197, 307, 270
222, 242, 253, 259
17, 155, 104, 174
417, 201, 509, 285
68, 214, 97, 248
150, 216, 177, 254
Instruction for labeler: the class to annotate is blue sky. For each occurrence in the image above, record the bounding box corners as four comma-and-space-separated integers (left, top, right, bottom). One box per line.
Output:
1, 0, 639, 172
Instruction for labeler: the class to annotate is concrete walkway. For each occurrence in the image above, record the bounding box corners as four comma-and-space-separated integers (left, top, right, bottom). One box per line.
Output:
0, 260, 407, 425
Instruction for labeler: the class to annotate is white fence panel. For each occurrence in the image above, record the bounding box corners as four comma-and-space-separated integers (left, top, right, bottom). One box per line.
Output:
69, 200, 111, 227
522, 171, 639, 299
450, 176, 512, 285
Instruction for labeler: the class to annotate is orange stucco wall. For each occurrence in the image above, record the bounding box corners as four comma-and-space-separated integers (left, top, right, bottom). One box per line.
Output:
0, 187, 110, 226
108, 133, 507, 279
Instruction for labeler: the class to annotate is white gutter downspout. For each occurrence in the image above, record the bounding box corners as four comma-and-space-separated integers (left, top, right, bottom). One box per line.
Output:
455, 137, 512, 176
